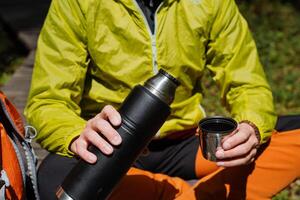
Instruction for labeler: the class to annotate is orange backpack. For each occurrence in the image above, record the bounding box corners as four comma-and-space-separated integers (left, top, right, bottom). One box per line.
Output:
0, 91, 39, 200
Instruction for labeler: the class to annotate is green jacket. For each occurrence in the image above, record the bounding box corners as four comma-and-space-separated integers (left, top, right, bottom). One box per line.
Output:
25, 0, 276, 157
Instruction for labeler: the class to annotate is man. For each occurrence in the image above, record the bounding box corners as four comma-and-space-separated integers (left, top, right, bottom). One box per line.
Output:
25, 0, 300, 199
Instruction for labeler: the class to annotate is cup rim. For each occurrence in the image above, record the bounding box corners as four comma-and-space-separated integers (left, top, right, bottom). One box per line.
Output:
198, 116, 237, 133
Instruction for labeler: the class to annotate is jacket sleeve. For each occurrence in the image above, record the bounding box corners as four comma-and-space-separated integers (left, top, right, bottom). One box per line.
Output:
206, 0, 276, 143
24, 0, 89, 156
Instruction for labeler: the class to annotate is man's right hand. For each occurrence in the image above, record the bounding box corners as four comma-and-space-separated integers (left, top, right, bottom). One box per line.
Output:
70, 105, 122, 164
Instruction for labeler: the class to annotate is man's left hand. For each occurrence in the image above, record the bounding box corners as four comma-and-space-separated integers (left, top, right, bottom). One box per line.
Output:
215, 122, 260, 167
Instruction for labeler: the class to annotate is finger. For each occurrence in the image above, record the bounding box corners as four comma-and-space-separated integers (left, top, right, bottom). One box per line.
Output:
221, 128, 239, 144
84, 129, 114, 155
216, 137, 254, 159
249, 134, 260, 149
90, 118, 122, 145
98, 105, 122, 126
217, 148, 257, 167
222, 128, 252, 150
74, 140, 97, 163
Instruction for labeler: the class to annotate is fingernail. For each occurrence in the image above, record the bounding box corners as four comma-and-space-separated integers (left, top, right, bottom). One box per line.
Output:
112, 116, 121, 125
112, 135, 121, 145
104, 145, 113, 154
217, 162, 224, 167
216, 150, 224, 159
88, 155, 96, 163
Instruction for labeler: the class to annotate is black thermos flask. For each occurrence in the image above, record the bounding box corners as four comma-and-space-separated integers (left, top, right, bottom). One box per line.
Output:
56, 69, 180, 200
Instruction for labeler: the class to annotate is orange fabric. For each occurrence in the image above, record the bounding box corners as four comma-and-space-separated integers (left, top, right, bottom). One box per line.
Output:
0, 91, 25, 137
195, 147, 219, 178
0, 124, 24, 200
109, 167, 194, 200
191, 129, 300, 200
106, 129, 300, 200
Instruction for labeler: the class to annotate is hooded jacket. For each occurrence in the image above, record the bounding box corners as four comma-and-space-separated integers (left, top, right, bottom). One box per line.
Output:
25, 0, 276, 156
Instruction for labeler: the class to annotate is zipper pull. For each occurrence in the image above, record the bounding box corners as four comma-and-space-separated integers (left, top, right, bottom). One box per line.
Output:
150, 0, 154, 7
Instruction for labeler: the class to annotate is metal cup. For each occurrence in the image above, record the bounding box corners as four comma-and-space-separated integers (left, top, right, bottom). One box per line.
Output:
198, 116, 237, 161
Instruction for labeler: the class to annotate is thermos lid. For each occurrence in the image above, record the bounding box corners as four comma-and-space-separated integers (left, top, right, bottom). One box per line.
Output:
158, 69, 180, 86
144, 69, 180, 105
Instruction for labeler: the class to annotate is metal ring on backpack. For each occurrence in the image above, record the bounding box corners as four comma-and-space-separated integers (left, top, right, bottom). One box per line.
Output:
25, 125, 37, 143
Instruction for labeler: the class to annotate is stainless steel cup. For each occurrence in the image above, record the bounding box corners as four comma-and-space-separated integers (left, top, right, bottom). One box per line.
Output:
199, 116, 237, 161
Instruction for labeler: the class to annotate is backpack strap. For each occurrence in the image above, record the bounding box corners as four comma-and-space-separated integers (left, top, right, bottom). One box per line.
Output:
22, 130, 40, 200
0, 93, 40, 200
0, 97, 24, 142
0, 99, 27, 187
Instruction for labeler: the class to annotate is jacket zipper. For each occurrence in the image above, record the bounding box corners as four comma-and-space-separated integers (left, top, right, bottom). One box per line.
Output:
132, 0, 164, 74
